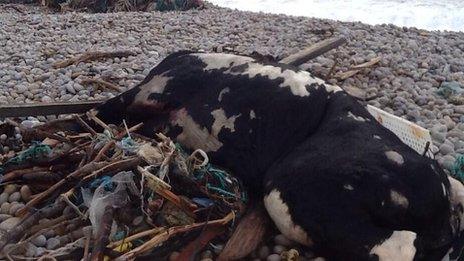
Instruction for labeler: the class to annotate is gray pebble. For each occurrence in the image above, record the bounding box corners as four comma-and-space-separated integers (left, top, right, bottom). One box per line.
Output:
4, 184, 17, 195
46, 237, 60, 250
25, 243, 38, 257
259, 246, 271, 259
0, 193, 9, 205
9, 203, 24, 216
0, 214, 12, 222
267, 254, 282, 261
0, 217, 21, 230
132, 215, 144, 226
8, 192, 21, 203
32, 235, 47, 247
20, 185, 32, 202
1, 202, 11, 214
35, 247, 46, 257
440, 143, 455, 155
274, 234, 293, 247
273, 245, 286, 254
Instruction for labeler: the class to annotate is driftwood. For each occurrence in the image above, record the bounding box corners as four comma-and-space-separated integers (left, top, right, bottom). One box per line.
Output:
80, 77, 122, 92
218, 204, 270, 260
0, 100, 102, 118
336, 57, 382, 80
279, 36, 347, 66
53, 51, 136, 69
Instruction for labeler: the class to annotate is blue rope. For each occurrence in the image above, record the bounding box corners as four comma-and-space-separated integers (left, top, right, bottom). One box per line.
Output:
452, 155, 464, 183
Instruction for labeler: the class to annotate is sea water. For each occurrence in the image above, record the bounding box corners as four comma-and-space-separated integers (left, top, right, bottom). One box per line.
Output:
208, 0, 464, 32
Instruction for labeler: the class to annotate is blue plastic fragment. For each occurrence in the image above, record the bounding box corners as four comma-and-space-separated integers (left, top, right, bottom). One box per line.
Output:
192, 197, 215, 208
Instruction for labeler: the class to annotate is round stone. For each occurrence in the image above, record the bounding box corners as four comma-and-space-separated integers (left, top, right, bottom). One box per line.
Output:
4, 184, 17, 195
9, 203, 24, 216
259, 246, 271, 259
8, 192, 21, 203
1, 202, 11, 214
273, 245, 286, 254
0, 214, 12, 222
20, 186, 32, 202
32, 235, 47, 247
46, 237, 60, 250
274, 234, 293, 247
0, 193, 9, 205
267, 254, 282, 261
440, 143, 455, 155
0, 217, 21, 231
25, 243, 38, 257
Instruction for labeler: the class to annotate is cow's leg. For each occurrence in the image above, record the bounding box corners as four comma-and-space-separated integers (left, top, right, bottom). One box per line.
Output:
263, 188, 418, 260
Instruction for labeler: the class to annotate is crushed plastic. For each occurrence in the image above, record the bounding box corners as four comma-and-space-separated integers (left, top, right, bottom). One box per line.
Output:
81, 171, 139, 233
452, 155, 464, 183
117, 137, 140, 155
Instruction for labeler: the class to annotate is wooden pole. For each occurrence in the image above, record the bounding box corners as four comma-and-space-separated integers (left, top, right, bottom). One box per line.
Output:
279, 36, 347, 66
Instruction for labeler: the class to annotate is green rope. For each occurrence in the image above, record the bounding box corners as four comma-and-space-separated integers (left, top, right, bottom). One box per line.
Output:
452, 155, 464, 183
5, 143, 52, 166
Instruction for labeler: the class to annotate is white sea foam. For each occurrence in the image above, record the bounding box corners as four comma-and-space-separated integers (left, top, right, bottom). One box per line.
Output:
209, 0, 464, 32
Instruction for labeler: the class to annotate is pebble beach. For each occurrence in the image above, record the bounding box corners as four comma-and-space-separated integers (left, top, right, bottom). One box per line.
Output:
0, 2, 464, 260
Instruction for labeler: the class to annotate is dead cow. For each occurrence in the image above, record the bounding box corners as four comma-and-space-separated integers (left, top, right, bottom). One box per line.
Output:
93, 51, 464, 260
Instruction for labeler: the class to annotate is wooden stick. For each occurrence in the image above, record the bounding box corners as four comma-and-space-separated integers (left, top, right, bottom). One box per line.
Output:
53, 51, 136, 69
336, 57, 381, 80
116, 212, 235, 260
107, 227, 165, 249
218, 204, 270, 260
80, 77, 122, 92
279, 36, 347, 66
0, 100, 103, 118
19, 161, 109, 215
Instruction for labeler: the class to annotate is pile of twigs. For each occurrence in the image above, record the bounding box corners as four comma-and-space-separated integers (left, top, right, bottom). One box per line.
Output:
0, 113, 246, 260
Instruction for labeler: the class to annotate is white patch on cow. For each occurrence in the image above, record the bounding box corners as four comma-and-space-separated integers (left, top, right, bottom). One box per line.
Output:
134, 74, 172, 103
374, 135, 382, 140
442, 183, 448, 197
385, 151, 404, 166
194, 53, 254, 70
448, 176, 464, 231
218, 87, 230, 102
264, 189, 313, 246
172, 109, 223, 152
198, 52, 342, 97
390, 190, 409, 208
347, 111, 366, 122
344, 184, 354, 191
369, 231, 417, 261
211, 109, 241, 137
249, 110, 256, 119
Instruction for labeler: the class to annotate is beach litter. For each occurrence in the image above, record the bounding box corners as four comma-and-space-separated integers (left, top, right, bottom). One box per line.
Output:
0, 115, 246, 260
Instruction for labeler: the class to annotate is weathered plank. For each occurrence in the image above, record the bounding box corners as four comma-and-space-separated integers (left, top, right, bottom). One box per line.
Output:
0, 100, 104, 118
279, 36, 347, 66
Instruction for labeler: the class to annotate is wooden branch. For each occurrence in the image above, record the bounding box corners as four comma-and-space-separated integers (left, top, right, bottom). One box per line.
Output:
279, 36, 347, 66
19, 161, 109, 215
336, 57, 381, 80
53, 51, 136, 69
116, 212, 235, 260
218, 204, 270, 260
0, 101, 103, 118
80, 77, 122, 92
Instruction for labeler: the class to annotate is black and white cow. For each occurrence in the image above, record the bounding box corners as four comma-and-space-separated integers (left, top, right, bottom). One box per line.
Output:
92, 51, 464, 260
